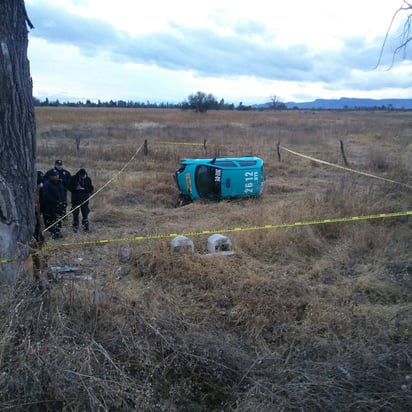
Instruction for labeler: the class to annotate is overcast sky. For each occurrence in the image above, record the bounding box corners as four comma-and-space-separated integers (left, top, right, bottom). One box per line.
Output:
25, 0, 411, 105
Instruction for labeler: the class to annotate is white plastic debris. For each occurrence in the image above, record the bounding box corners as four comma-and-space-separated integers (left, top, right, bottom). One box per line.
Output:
170, 235, 194, 254
207, 234, 234, 255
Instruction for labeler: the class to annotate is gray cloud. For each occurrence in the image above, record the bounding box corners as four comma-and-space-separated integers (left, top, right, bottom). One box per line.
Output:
26, 1, 411, 102
27, 3, 388, 80
27, 2, 124, 55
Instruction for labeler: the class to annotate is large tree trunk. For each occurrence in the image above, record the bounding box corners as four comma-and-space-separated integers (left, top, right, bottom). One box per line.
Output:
0, 0, 36, 284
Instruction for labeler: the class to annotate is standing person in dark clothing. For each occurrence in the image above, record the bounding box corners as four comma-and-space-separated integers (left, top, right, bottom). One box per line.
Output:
40, 168, 66, 239
68, 168, 94, 232
45, 159, 71, 216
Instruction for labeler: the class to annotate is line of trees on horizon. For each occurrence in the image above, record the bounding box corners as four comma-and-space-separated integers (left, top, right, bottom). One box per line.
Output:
33, 91, 287, 112
33, 93, 406, 112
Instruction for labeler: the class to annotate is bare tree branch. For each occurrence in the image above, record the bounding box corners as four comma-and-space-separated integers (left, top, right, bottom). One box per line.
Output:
377, 1, 412, 69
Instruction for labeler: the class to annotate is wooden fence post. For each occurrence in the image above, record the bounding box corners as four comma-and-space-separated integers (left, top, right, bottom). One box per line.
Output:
340, 139, 348, 166
144, 139, 148, 156
276, 142, 281, 161
75, 136, 80, 156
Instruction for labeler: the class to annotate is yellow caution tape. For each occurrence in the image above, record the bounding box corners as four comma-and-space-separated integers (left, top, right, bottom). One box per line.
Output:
2, 209, 404, 259
0, 258, 16, 264
156, 141, 205, 146
282, 146, 412, 189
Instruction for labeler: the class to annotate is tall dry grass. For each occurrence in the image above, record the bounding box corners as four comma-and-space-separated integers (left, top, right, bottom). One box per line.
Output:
1, 108, 411, 411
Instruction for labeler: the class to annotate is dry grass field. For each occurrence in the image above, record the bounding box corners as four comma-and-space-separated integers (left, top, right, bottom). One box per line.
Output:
1, 107, 411, 411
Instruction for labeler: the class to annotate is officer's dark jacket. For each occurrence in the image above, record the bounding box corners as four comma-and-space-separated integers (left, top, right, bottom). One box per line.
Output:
40, 179, 66, 215
68, 174, 94, 205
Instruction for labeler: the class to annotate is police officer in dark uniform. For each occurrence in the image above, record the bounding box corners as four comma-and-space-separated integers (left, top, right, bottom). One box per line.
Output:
68, 168, 94, 232
45, 159, 71, 216
40, 168, 66, 239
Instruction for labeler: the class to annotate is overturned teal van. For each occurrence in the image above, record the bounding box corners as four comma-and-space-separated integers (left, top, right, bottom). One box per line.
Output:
174, 156, 265, 203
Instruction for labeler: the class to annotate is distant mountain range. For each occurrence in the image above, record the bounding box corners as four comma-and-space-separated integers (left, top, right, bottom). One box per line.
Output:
256, 97, 412, 110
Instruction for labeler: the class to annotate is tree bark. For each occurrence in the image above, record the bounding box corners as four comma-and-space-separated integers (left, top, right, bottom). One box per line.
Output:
0, 0, 36, 284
